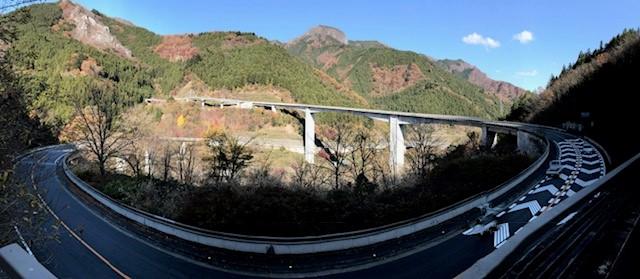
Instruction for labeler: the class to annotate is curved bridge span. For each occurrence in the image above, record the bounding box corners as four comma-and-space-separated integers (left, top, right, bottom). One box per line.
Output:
11, 99, 611, 278
148, 96, 543, 173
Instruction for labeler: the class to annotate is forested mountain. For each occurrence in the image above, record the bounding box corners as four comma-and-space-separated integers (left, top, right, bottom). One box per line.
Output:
3, 1, 512, 139
286, 25, 525, 117
0, 6, 56, 168
3, 2, 369, 132
507, 29, 640, 165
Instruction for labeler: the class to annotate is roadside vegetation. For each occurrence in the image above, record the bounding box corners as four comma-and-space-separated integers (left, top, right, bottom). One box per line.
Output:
1, 2, 57, 249
71, 104, 534, 236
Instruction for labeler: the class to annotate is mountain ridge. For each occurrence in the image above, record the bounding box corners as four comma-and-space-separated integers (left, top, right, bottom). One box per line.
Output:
4, 1, 508, 134
287, 25, 528, 104
438, 59, 528, 102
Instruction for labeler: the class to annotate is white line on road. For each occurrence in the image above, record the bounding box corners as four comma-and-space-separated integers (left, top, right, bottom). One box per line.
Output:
508, 200, 542, 216
30, 152, 131, 279
557, 212, 578, 225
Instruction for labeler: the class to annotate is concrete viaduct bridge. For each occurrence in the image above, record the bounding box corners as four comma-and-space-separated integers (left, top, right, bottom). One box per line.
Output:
146, 97, 540, 174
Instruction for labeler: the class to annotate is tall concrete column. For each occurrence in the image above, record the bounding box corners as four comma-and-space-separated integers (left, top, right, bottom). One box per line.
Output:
389, 115, 405, 175
144, 150, 151, 175
304, 108, 315, 164
481, 126, 498, 148
517, 131, 535, 156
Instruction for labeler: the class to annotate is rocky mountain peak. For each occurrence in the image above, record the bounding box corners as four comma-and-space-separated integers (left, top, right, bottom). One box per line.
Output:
288, 25, 348, 47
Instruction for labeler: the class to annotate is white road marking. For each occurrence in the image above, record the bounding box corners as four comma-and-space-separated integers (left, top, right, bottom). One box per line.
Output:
30, 152, 131, 279
14, 225, 33, 255
579, 167, 601, 174
557, 212, 578, 225
530, 184, 559, 195
581, 160, 603, 165
575, 178, 598, 187
493, 223, 510, 247
508, 200, 542, 216
581, 153, 600, 158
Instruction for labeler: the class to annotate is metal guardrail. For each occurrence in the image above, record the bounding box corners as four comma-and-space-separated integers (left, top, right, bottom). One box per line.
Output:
60, 107, 552, 255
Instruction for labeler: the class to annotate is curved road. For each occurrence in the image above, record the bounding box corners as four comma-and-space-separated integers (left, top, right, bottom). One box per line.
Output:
13, 130, 605, 278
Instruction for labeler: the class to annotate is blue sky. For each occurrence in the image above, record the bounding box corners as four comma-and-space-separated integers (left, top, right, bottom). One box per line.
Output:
72, 0, 640, 91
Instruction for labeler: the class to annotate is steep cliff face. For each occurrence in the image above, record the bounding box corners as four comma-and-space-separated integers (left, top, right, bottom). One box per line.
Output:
59, 0, 132, 59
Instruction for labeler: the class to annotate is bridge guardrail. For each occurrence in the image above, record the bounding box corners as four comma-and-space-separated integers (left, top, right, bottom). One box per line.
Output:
60, 117, 551, 255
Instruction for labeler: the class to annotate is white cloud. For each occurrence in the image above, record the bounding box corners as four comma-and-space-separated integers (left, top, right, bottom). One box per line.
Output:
462, 33, 500, 48
513, 30, 534, 44
516, 70, 538, 77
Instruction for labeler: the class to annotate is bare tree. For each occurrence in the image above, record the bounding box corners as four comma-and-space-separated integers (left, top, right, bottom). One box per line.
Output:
145, 148, 156, 178
405, 124, 441, 177
74, 83, 131, 177
119, 141, 144, 177
204, 131, 254, 183
291, 160, 329, 189
176, 142, 196, 184
320, 123, 353, 189
160, 143, 174, 181
348, 128, 382, 184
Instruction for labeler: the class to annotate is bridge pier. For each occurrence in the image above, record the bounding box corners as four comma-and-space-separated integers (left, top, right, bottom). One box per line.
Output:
517, 131, 536, 156
238, 101, 254, 109
271, 106, 277, 113
304, 108, 315, 163
389, 115, 405, 175
144, 150, 152, 175
481, 126, 498, 149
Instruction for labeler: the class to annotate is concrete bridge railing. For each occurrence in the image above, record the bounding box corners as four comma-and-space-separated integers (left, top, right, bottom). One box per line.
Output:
62, 99, 553, 255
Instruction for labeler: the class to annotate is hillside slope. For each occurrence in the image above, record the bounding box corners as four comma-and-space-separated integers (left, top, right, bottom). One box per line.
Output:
286, 25, 510, 118
4, 2, 371, 131
438, 59, 528, 102
507, 29, 640, 165
5, 1, 507, 138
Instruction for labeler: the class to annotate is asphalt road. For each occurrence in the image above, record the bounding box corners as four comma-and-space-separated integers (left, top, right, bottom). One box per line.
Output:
11, 130, 605, 278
